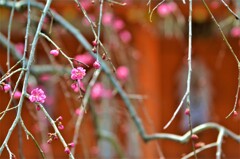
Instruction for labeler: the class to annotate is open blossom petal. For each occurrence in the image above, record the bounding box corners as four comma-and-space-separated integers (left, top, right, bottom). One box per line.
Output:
29, 88, 46, 103
71, 67, 86, 80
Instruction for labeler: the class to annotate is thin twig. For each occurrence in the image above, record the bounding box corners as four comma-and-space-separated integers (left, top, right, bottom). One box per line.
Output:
31, 101, 75, 159
182, 143, 217, 159
20, 118, 46, 159
96, 0, 104, 61
1, 3, 239, 158
201, 0, 240, 118
220, 0, 239, 20
163, 92, 188, 129
185, 0, 197, 158
0, 0, 52, 154
149, 0, 166, 22
6, 0, 16, 71
71, 69, 101, 155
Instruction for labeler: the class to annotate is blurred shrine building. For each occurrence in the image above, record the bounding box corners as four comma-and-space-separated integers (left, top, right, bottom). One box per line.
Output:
0, 1, 240, 159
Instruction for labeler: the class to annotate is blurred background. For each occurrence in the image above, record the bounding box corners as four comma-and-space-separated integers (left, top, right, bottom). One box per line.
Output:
0, 0, 239, 158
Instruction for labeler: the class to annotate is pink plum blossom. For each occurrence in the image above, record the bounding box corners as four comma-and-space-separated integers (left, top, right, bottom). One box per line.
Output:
102, 13, 113, 26
230, 27, 240, 38
71, 67, 86, 80
116, 66, 129, 81
3, 84, 11, 92
113, 19, 125, 31
91, 83, 112, 100
91, 83, 104, 100
157, 3, 176, 17
119, 30, 132, 43
29, 88, 46, 103
157, 4, 171, 16
74, 53, 95, 66
13, 91, 22, 99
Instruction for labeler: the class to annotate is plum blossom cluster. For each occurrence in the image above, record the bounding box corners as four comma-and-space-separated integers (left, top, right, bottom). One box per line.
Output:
102, 12, 132, 43
29, 88, 46, 104
71, 67, 86, 80
70, 66, 87, 94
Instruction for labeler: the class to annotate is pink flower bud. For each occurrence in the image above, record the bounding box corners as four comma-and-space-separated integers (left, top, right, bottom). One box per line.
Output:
68, 142, 75, 148
71, 81, 85, 92
13, 91, 22, 99
50, 49, 59, 56
57, 116, 63, 121
185, 108, 190, 115
92, 40, 97, 47
53, 135, 58, 140
233, 111, 238, 116
58, 124, 64, 130
93, 61, 101, 69
116, 66, 129, 81
64, 147, 70, 154
36, 105, 41, 111
191, 134, 199, 140
47, 139, 52, 144
3, 84, 11, 92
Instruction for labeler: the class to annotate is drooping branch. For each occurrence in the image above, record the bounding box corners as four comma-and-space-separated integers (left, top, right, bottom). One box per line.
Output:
0, 0, 52, 154
0, 1, 239, 158
201, 0, 240, 118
